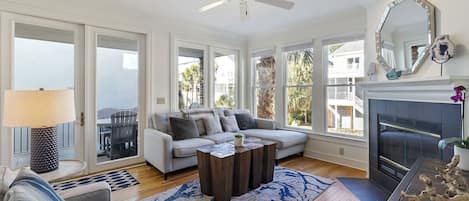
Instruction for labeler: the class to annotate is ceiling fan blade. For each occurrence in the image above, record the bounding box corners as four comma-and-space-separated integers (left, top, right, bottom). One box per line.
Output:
255, 0, 294, 9
199, 0, 227, 12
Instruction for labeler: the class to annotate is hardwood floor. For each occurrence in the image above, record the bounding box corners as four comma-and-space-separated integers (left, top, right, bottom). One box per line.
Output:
111, 156, 366, 201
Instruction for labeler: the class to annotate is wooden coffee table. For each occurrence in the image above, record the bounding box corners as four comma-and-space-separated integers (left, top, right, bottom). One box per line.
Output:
197, 140, 276, 201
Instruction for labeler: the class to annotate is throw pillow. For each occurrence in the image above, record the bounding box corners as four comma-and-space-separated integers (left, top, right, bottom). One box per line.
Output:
4, 168, 63, 201
235, 113, 256, 130
195, 119, 207, 136
0, 167, 15, 199
220, 116, 240, 132
203, 115, 223, 135
169, 117, 199, 141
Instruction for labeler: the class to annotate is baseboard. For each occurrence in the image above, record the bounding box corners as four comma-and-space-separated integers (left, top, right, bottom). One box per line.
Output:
304, 149, 368, 171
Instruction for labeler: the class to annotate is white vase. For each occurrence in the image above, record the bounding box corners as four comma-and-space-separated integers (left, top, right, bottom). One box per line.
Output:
234, 137, 244, 147
454, 146, 469, 171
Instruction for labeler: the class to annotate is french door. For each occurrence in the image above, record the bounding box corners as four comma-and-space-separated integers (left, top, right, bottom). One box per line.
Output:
85, 26, 146, 172
0, 13, 85, 168
0, 13, 146, 173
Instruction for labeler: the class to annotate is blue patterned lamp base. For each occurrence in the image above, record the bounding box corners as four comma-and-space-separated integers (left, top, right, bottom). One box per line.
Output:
31, 127, 59, 173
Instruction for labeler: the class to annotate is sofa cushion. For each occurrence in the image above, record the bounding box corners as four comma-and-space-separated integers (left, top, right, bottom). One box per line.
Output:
4, 168, 63, 201
195, 119, 207, 136
173, 138, 215, 158
224, 109, 250, 117
203, 115, 223, 135
235, 113, 256, 130
150, 112, 182, 134
169, 117, 199, 140
240, 129, 308, 149
202, 132, 236, 144
0, 167, 16, 199
220, 116, 240, 132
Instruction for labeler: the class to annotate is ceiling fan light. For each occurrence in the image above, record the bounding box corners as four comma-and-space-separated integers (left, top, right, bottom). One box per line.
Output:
199, 0, 226, 12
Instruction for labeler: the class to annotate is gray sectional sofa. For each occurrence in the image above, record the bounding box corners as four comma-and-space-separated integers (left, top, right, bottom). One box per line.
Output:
144, 109, 308, 179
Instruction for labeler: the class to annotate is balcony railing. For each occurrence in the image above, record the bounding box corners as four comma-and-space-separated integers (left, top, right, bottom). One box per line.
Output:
13, 122, 75, 154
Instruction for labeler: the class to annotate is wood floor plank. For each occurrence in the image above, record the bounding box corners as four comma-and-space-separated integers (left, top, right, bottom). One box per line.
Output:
108, 156, 367, 201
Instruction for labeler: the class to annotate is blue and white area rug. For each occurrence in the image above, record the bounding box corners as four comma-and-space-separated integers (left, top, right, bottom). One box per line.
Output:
52, 169, 139, 192
143, 167, 334, 201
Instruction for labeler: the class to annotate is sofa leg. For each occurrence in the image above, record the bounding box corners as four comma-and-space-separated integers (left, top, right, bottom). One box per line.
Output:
275, 160, 279, 166
299, 152, 304, 157
164, 173, 168, 180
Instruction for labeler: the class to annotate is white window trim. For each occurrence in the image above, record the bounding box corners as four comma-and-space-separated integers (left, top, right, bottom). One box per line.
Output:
250, 36, 367, 142
211, 47, 240, 109
281, 44, 314, 130
170, 35, 243, 112
171, 40, 209, 111
322, 35, 366, 140
250, 48, 275, 118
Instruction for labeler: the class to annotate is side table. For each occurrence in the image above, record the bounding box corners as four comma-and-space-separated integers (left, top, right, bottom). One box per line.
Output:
39, 160, 87, 183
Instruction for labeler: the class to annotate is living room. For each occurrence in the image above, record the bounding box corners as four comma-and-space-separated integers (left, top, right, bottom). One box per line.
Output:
1, 0, 468, 201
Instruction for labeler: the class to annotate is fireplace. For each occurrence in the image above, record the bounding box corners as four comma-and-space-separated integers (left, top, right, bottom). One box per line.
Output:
369, 99, 462, 193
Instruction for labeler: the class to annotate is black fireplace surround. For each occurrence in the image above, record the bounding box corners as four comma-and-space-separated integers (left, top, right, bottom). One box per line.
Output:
369, 100, 462, 193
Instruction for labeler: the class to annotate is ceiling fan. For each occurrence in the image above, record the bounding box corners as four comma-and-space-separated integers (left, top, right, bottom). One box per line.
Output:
199, 0, 295, 19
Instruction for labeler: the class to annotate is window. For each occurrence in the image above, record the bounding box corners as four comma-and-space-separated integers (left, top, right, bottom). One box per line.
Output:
174, 41, 240, 111
325, 40, 365, 136
252, 51, 275, 120
214, 51, 237, 108
177, 47, 205, 110
347, 57, 360, 69
283, 46, 314, 129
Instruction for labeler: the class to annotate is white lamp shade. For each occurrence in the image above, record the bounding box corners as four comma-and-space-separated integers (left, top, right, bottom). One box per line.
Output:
3, 89, 76, 128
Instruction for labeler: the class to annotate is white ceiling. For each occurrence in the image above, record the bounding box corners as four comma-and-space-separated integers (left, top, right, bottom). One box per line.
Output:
110, 0, 376, 36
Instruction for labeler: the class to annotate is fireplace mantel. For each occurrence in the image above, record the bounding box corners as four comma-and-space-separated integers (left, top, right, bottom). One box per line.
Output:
358, 76, 469, 104
359, 76, 469, 88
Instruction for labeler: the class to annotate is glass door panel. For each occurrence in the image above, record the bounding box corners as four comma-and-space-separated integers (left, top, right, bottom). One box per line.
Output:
213, 51, 236, 108
12, 22, 81, 168
95, 35, 139, 163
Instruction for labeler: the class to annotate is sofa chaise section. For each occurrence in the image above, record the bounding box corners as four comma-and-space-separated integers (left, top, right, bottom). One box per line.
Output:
240, 129, 308, 159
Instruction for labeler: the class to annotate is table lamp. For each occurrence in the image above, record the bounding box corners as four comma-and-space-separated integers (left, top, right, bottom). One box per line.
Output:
2, 89, 76, 173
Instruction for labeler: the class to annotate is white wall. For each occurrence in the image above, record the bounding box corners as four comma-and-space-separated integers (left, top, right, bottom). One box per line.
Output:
366, 0, 469, 81
247, 9, 369, 171
0, 0, 247, 114
0, 0, 247, 166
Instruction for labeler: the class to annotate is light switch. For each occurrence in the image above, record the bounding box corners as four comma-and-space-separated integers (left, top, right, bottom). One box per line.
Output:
156, 97, 166, 104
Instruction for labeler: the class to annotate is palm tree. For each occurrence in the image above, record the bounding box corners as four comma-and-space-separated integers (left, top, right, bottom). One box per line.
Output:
181, 64, 201, 108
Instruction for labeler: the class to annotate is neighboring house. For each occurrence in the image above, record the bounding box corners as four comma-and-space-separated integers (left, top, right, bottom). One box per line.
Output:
327, 41, 365, 134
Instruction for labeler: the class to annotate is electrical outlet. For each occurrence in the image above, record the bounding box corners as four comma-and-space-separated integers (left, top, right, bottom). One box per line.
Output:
156, 97, 166, 104
339, 147, 345, 155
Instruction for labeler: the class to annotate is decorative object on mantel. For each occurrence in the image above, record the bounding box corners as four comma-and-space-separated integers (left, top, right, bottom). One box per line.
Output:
451, 86, 466, 103
2, 89, 76, 173
367, 62, 377, 81
450, 85, 466, 118
386, 68, 402, 80
431, 35, 456, 76
401, 155, 469, 201
439, 136, 469, 171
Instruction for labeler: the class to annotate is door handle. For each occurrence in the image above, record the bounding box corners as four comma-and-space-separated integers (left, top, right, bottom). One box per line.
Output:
80, 112, 85, 126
